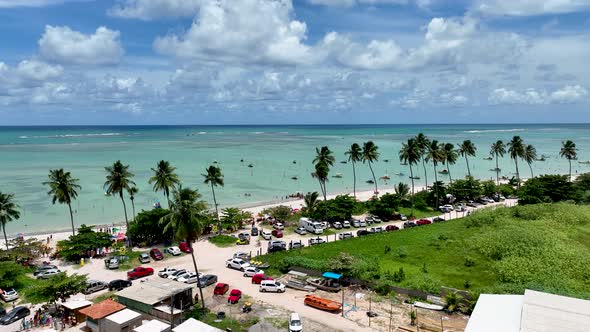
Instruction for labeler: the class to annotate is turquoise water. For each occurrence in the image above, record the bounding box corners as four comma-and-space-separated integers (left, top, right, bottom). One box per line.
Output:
1, 124, 589, 234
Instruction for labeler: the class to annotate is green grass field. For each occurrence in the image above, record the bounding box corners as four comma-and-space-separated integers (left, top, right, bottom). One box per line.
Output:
261, 203, 590, 299
209, 235, 237, 247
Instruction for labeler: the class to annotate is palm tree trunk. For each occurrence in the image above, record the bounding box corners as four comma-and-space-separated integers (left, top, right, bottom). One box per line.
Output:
188, 241, 206, 312
422, 158, 428, 189
465, 155, 471, 177
569, 159, 572, 182
68, 202, 75, 236
514, 158, 520, 189
433, 163, 439, 208
368, 161, 378, 193
211, 184, 221, 234
409, 165, 415, 217
119, 192, 130, 247
448, 167, 453, 185
352, 162, 357, 198
495, 154, 500, 187
131, 199, 136, 221
166, 189, 171, 209
2, 224, 8, 250
528, 164, 534, 178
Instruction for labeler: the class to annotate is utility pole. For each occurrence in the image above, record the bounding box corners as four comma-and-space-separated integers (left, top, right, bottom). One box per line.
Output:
341, 289, 345, 317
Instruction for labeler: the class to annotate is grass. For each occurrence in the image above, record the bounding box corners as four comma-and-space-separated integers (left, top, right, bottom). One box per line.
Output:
261, 203, 590, 300
192, 309, 260, 331
209, 235, 237, 248
399, 207, 440, 219
265, 317, 289, 329
117, 251, 143, 270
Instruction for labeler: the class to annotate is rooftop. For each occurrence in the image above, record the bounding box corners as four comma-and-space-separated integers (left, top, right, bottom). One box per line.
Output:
78, 299, 126, 320
106, 308, 142, 325
116, 278, 192, 305
60, 299, 92, 311
172, 318, 222, 332
132, 319, 170, 332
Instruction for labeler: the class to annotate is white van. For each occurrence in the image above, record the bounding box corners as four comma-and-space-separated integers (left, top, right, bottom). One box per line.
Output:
299, 217, 324, 235
260, 280, 286, 293
289, 312, 303, 332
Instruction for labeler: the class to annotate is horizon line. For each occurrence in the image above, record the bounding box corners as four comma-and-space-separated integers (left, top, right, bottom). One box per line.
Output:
2, 123, 590, 127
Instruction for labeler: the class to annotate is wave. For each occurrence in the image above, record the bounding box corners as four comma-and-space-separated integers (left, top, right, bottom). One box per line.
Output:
19, 133, 123, 139
252, 132, 264, 134
464, 129, 525, 133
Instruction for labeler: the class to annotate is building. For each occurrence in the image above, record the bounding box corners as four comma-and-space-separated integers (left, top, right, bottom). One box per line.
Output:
171, 318, 223, 332
60, 299, 92, 324
466, 289, 590, 332
132, 319, 171, 332
78, 299, 126, 332
103, 308, 143, 332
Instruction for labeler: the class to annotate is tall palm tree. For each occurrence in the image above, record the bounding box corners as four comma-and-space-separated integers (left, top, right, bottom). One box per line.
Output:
104, 160, 135, 244
459, 140, 477, 177
160, 187, 209, 311
399, 138, 420, 216
149, 160, 180, 208
127, 186, 138, 221
202, 165, 224, 234
524, 144, 537, 178
490, 140, 506, 187
43, 169, 81, 236
560, 140, 577, 181
362, 141, 380, 193
442, 143, 458, 184
426, 140, 445, 208
345, 143, 362, 198
394, 182, 410, 200
312, 163, 329, 200
312, 146, 334, 200
415, 133, 430, 189
0, 192, 20, 250
507, 136, 525, 188
304, 192, 320, 214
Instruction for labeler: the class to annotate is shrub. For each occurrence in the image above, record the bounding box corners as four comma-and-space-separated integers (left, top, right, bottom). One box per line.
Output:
394, 246, 408, 258
464, 280, 471, 289
464, 257, 475, 267
392, 267, 406, 282
208, 235, 237, 247
384, 245, 391, 254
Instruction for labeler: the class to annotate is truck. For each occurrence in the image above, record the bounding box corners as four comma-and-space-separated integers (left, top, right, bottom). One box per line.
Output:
226, 258, 251, 271
299, 217, 324, 235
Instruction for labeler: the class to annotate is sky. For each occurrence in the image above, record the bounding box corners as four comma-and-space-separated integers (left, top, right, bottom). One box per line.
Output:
0, 0, 589, 125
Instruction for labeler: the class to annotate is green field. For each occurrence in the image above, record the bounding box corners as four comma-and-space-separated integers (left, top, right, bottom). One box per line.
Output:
261, 203, 590, 299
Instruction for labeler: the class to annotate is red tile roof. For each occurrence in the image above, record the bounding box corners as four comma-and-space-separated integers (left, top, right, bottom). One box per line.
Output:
78, 299, 126, 320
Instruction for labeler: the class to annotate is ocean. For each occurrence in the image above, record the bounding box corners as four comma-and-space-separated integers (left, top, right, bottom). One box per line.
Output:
1, 124, 588, 234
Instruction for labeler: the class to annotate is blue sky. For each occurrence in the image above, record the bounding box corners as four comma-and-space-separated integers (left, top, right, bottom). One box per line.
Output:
0, 0, 589, 125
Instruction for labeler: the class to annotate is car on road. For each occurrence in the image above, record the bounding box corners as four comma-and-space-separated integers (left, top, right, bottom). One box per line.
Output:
385, 225, 399, 231
416, 219, 432, 226
167, 246, 182, 256
294, 227, 307, 235
179, 241, 192, 253
342, 220, 351, 228
338, 232, 354, 240
167, 269, 188, 280
332, 221, 343, 229
34, 265, 58, 276
251, 226, 259, 236
108, 279, 132, 291
273, 222, 284, 230
104, 257, 120, 269
83, 280, 107, 294
177, 272, 202, 283
150, 248, 164, 260
289, 313, 303, 332
252, 273, 273, 284
243, 266, 264, 277
138, 253, 150, 264
260, 280, 286, 293
403, 221, 417, 228
213, 283, 229, 295
271, 229, 283, 238
158, 267, 178, 278
433, 217, 445, 223
199, 275, 218, 288
0, 306, 30, 325
233, 251, 251, 260
37, 269, 61, 279
308, 237, 325, 246
127, 267, 154, 280
370, 227, 383, 233
226, 258, 250, 271
359, 220, 367, 227
289, 240, 305, 249
260, 230, 272, 240
228, 289, 242, 304
357, 229, 373, 236
352, 220, 361, 228
0, 289, 18, 302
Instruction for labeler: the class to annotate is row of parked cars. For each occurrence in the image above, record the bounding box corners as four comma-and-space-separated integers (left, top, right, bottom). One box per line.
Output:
225, 254, 286, 293
158, 267, 218, 287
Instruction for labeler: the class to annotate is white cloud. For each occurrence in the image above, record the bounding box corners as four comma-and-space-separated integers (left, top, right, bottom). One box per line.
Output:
489, 85, 588, 105
16, 60, 63, 81
475, 0, 590, 16
550, 85, 588, 103
39, 25, 124, 65
108, 0, 202, 20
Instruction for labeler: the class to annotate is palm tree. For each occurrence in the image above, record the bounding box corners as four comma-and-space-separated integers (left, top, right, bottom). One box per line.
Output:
127, 186, 138, 221
304, 192, 320, 215
160, 187, 209, 311
202, 165, 224, 234
394, 182, 410, 200
312, 163, 329, 200
415, 133, 430, 189
149, 160, 180, 208
345, 143, 362, 198
490, 140, 506, 187
399, 138, 420, 216
507, 136, 525, 188
104, 161, 135, 244
362, 141, 380, 194
442, 143, 458, 184
459, 140, 477, 177
560, 140, 578, 181
524, 144, 537, 178
43, 169, 81, 236
0, 192, 20, 250
426, 140, 444, 208
312, 146, 334, 200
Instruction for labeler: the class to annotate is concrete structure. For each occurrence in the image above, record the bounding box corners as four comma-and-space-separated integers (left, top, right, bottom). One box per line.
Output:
60, 299, 92, 324
466, 289, 590, 332
103, 308, 143, 332
132, 320, 171, 332
78, 299, 126, 332
172, 318, 223, 332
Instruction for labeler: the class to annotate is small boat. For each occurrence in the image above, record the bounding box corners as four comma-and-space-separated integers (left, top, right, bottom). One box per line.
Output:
395, 172, 405, 176
410, 176, 421, 180
304, 295, 342, 312
366, 179, 374, 184
291, 176, 298, 180
579, 160, 590, 164
240, 159, 244, 163
535, 157, 546, 161
414, 301, 444, 311
292, 160, 297, 164
384, 159, 389, 163
400, 162, 408, 166
332, 173, 343, 178
490, 167, 501, 172
213, 160, 218, 164
287, 279, 316, 292
380, 175, 391, 180
340, 161, 347, 164
438, 169, 449, 175
248, 164, 254, 168
306, 277, 341, 292
483, 156, 493, 161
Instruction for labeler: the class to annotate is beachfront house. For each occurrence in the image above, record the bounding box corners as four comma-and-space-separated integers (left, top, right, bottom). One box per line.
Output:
78, 299, 126, 332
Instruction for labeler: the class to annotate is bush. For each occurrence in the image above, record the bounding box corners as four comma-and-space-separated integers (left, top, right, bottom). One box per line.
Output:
464, 257, 475, 267
57, 225, 113, 262
261, 206, 292, 222
392, 267, 405, 282
311, 195, 356, 222
518, 175, 573, 204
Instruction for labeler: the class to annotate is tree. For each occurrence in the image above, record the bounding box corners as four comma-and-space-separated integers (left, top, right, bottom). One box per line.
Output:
260, 206, 292, 222
518, 175, 573, 204
490, 140, 506, 188
128, 186, 138, 221
127, 208, 172, 246
560, 140, 577, 182
311, 195, 356, 222
362, 141, 380, 193
31, 273, 88, 304
104, 160, 136, 246
56, 224, 112, 261
426, 140, 444, 208
442, 143, 458, 184
312, 146, 335, 200
303, 191, 320, 215
221, 207, 250, 231
459, 140, 477, 177
399, 138, 420, 216
447, 176, 482, 201
524, 144, 537, 178
367, 193, 401, 220
507, 136, 525, 188
415, 133, 430, 190
312, 162, 330, 200
202, 165, 224, 234
160, 187, 210, 311
394, 182, 410, 200
149, 160, 180, 208
0, 192, 20, 250
345, 143, 363, 198
43, 169, 81, 236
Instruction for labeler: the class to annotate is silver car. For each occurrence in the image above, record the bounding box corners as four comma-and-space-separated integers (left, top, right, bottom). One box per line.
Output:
1, 289, 18, 302
37, 269, 61, 279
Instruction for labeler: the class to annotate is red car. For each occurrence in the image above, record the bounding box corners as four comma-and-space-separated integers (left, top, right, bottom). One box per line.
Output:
271, 230, 283, 238
251, 273, 273, 284
385, 225, 399, 231
179, 242, 192, 253
228, 289, 242, 304
416, 219, 432, 225
213, 283, 229, 295
127, 267, 154, 280
150, 248, 164, 260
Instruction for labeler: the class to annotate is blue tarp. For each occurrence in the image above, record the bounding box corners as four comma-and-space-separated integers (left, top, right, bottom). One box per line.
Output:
322, 272, 342, 280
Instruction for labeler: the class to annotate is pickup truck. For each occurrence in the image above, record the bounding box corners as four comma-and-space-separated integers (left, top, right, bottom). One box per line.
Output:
158, 267, 178, 278
104, 258, 119, 269
127, 267, 154, 280
226, 258, 250, 271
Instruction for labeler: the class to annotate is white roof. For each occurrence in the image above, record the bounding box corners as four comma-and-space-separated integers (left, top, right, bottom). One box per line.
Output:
521, 289, 590, 332
465, 294, 523, 332
61, 300, 93, 310
172, 318, 223, 332
153, 305, 184, 315
106, 309, 142, 325
133, 320, 170, 332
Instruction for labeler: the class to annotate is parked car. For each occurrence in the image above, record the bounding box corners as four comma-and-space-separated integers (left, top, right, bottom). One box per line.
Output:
477, 198, 489, 205
370, 226, 383, 233
403, 221, 417, 228
236, 233, 250, 245
177, 272, 201, 283
104, 258, 119, 269
342, 220, 351, 228
308, 237, 325, 246
233, 251, 251, 260
260, 230, 272, 240
373, 217, 382, 223
167, 246, 182, 256
243, 266, 264, 277
352, 220, 361, 228
385, 225, 399, 231
158, 267, 178, 278
33, 265, 58, 276
226, 258, 250, 271
0, 307, 5, 320
238, 233, 251, 240
320, 221, 329, 229
268, 245, 286, 253
399, 214, 408, 221
37, 269, 61, 279
294, 226, 307, 235
271, 229, 283, 238
179, 241, 192, 253
251, 226, 259, 236
213, 283, 229, 295
167, 269, 187, 280
0, 289, 18, 302
359, 220, 367, 227
455, 204, 466, 212
289, 240, 305, 249
439, 204, 454, 212
467, 200, 479, 207
433, 217, 445, 222
273, 222, 284, 230
83, 280, 107, 294
332, 221, 343, 229
0, 306, 30, 325
289, 312, 303, 332
252, 273, 273, 284
150, 248, 164, 260
127, 267, 154, 280
357, 229, 373, 236
199, 275, 218, 288
365, 216, 375, 223
138, 253, 150, 264
260, 280, 286, 293
416, 219, 432, 225
338, 232, 354, 240
228, 289, 242, 304
108, 279, 132, 291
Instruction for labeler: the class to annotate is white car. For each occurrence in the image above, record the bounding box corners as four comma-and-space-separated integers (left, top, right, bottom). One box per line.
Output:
352, 220, 361, 228
342, 220, 351, 228
260, 280, 286, 293
167, 246, 182, 256
260, 231, 272, 240
1, 289, 18, 302
289, 313, 303, 332
243, 266, 264, 277
226, 258, 251, 271
158, 267, 178, 278
37, 269, 61, 279
332, 221, 343, 229
359, 220, 367, 227
167, 269, 188, 280
177, 272, 202, 283
338, 232, 353, 240
233, 251, 251, 260
294, 227, 307, 235
273, 222, 284, 230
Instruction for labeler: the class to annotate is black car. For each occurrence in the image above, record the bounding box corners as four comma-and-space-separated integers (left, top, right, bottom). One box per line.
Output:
251, 226, 259, 236
268, 245, 286, 253
198, 274, 218, 288
0, 306, 30, 325
108, 279, 132, 291
403, 221, 417, 228
433, 217, 445, 223
356, 229, 374, 236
